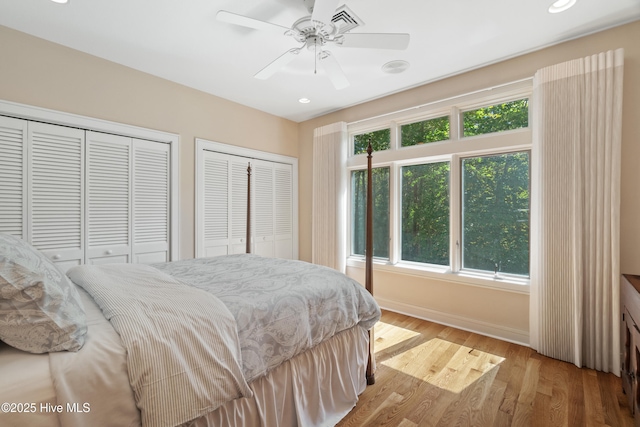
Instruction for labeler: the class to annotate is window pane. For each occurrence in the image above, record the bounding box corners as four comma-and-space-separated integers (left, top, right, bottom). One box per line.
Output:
401, 162, 450, 265
463, 99, 529, 137
351, 167, 390, 258
354, 129, 391, 155
462, 152, 530, 276
401, 116, 450, 147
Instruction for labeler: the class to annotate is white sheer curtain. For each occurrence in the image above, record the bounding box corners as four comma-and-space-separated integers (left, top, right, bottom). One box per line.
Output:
530, 49, 624, 373
312, 122, 348, 272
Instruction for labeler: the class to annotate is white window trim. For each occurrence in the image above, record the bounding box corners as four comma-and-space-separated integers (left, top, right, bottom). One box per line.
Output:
0, 99, 181, 261
346, 257, 530, 294
346, 80, 533, 293
348, 78, 532, 133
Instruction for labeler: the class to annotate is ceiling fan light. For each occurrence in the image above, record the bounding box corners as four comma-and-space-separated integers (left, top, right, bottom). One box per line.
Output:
306, 36, 321, 51
548, 0, 576, 13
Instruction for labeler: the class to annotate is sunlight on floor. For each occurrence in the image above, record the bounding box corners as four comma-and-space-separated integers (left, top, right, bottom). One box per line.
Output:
380, 335, 505, 394
373, 321, 421, 352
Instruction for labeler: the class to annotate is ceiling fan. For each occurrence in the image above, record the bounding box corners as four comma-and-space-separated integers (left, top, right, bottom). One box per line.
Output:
216, 0, 410, 90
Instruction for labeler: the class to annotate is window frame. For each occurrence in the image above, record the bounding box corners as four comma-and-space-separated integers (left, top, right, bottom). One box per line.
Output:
346, 81, 532, 293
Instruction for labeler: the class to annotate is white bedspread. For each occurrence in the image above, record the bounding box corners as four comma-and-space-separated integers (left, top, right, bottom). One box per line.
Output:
67, 264, 252, 427
153, 254, 381, 382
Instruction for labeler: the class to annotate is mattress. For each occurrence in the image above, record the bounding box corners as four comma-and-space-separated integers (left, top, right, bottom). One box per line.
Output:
0, 341, 58, 427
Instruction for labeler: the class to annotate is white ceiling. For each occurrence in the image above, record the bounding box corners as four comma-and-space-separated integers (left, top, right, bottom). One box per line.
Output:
1, 0, 639, 122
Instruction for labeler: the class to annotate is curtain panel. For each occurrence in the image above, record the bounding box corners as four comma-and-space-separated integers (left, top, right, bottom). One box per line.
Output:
530, 49, 624, 373
312, 122, 348, 272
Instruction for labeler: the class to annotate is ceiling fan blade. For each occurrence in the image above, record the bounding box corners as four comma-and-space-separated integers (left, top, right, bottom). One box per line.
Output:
340, 33, 410, 50
254, 48, 301, 80
217, 10, 291, 36
311, 0, 341, 26
319, 51, 349, 90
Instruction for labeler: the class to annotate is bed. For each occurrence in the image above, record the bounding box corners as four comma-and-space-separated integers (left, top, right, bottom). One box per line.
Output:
0, 143, 379, 427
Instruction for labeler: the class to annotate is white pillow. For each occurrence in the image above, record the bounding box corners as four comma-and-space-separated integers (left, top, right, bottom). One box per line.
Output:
0, 233, 86, 353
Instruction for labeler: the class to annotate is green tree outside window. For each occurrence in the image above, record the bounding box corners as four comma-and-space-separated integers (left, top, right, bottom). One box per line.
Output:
401, 116, 450, 147
354, 129, 390, 155
463, 99, 529, 137
352, 167, 390, 258
462, 152, 530, 276
401, 162, 450, 265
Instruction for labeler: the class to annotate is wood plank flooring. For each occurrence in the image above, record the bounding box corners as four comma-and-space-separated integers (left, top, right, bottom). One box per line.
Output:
337, 310, 633, 427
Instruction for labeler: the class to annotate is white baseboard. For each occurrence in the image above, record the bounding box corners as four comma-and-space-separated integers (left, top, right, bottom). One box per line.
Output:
376, 296, 530, 347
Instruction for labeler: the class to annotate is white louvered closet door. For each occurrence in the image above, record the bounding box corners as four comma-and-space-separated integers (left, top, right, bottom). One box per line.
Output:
85, 131, 131, 264
230, 159, 249, 254
252, 160, 275, 257
274, 163, 293, 259
0, 116, 27, 239
29, 122, 85, 271
198, 150, 293, 259
202, 152, 230, 257
251, 160, 293, 258
200, 151, 251, 256
132, 139, 170, 264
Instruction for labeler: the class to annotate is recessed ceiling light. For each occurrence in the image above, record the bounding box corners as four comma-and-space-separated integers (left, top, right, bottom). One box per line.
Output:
548, 0, 576, 13
298, 98, 311, 104
50, 0, 69, 3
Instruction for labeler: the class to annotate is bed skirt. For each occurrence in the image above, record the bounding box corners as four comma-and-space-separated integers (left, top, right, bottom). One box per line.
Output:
190, 325, 369, 427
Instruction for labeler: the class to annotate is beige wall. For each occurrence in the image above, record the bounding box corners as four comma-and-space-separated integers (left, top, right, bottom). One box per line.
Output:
298, 20, 640, 342
0, 25, 299, 260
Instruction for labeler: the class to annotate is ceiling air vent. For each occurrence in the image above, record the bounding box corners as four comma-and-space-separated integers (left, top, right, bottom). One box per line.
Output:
331, 5, 362, 34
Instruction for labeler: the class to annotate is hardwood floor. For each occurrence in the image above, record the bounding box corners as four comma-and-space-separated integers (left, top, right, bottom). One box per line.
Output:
337, 310, 633, 427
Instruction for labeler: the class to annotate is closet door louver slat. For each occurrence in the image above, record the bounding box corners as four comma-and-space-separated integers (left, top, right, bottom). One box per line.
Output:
0, 116, 27, 238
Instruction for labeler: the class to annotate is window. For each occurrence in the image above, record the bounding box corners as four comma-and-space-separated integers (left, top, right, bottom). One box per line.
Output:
401, 162, 450, 265
351, 167, 390, 258
462, 152, 530, 276
353, 129, 390, 155
401, 116, 450, 147
347, 83, 532, 288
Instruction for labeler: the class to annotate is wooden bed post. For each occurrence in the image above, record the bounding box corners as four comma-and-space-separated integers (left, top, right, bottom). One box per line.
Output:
246, 162, 252, 254
365, 140, 375, 385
